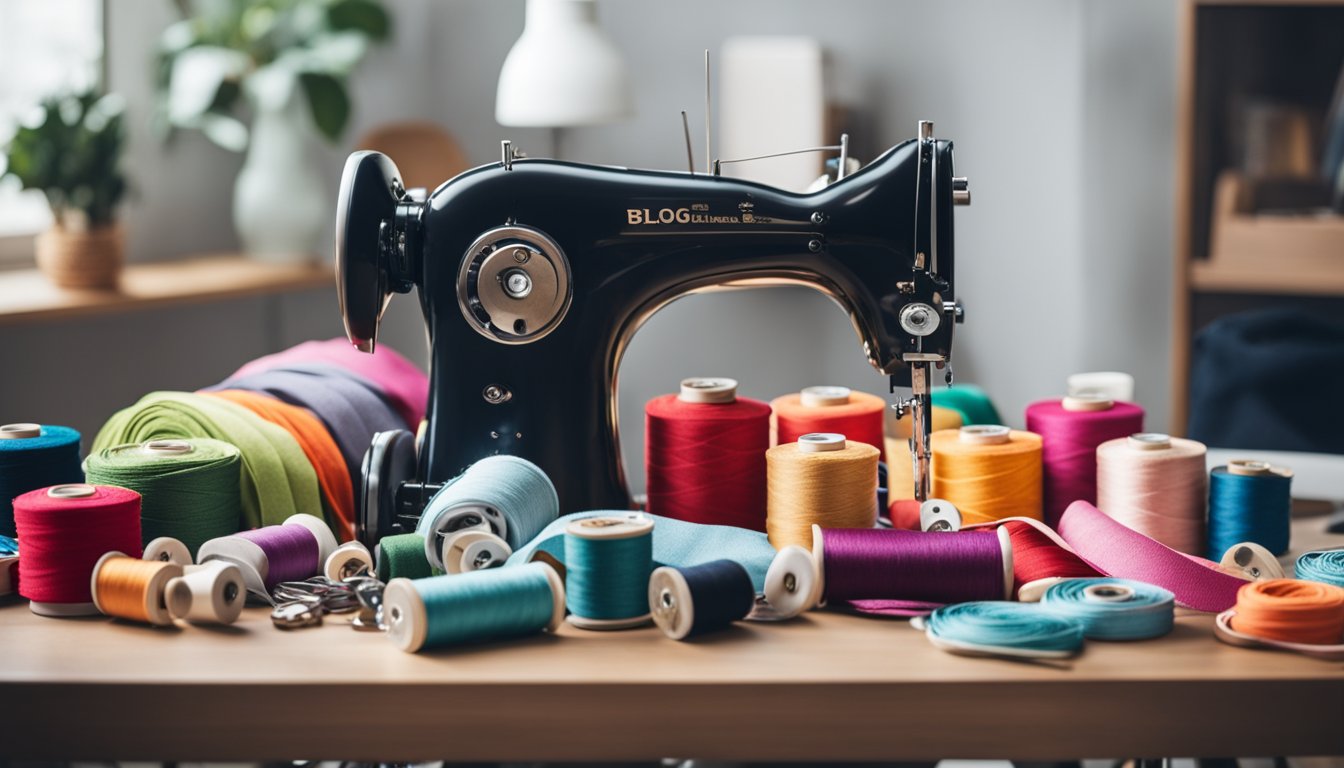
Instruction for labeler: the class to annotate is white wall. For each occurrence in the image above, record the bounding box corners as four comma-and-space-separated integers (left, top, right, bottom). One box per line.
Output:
1, 0, 1178, 496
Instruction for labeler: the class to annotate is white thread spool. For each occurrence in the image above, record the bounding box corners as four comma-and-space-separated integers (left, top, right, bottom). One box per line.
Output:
422, 511, 495, 572
324, 540, 375, 581
440, 529, 512, 574
166, 561, 246, 624
762, 544, 820, 618
143, 537, 192, 566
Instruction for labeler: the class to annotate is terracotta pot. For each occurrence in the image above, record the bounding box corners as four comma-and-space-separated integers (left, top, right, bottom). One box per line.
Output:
35, 223, 124, 290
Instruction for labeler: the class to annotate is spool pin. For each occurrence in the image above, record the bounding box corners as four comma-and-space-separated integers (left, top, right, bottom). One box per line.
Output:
91, 551, 183, 626
166, 561, 246, 624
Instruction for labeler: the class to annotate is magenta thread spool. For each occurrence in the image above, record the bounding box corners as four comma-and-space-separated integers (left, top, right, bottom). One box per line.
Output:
1025, 396, 1144, 526
197, 513, 336, 598
811, 525, 1012, 615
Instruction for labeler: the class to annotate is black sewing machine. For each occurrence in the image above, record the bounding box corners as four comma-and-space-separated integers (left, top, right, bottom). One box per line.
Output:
337, 121, 968, 545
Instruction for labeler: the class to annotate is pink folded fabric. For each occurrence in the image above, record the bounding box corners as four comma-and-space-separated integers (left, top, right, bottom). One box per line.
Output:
230, 339, 428, 429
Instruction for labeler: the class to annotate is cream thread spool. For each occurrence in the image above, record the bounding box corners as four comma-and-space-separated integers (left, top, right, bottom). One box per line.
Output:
166, 560, 246, 624
143, 536, 192, 566
324, 540, 375, 581
440, 529, 512, 574
90, 551, 183, 627
765, 433, 879, 550
1096, 433, 1207, 554
762, 544, 821, 617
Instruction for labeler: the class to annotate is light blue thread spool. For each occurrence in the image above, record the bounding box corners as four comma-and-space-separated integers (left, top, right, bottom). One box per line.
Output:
922, 601, 1085, 658
1206, 461, 1292, 559
417, 455, 559, 570
564, 514, 654, 630
1040, 578, 1175, 640
1296, 549, 1344, 587
383, 562, 565, 652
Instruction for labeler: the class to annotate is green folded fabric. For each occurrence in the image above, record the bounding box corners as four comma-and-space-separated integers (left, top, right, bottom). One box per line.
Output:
93, 391, 321, 528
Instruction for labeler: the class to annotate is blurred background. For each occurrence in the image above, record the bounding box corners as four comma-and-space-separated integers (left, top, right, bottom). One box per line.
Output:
1, 0, 1341, 494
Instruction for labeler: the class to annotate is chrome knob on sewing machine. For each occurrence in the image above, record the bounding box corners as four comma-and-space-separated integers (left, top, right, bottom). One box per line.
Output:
337, 120, 969, 545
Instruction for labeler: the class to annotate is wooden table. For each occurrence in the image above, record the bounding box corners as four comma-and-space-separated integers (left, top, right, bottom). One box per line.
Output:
2, 518, 1342, 762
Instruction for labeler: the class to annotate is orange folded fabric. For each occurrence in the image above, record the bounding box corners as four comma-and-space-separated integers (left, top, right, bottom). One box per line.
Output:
1230, 578, 1344, 646
205, 390, 355, 542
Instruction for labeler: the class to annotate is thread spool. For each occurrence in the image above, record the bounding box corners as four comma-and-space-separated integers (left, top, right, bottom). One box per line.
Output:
440, 529, 512, 574
162, 560, 245, 624
1207, 462, 1292, 558
325, 540, 374, 580
930, 426, 1043, 524
931, 385, 1002, 426
1295, 549, 1344, 588
921, 601, 1086, 658
376, 533, 438, 581
198, 513, 337, 598
1067, 371, 1135, 403
772, 386, 886, 460
417, 455, 558, 571
813, 525, 1013, 610
0, 424, 83, 539
1000, 520, 1102, 601
564, 514, 654, 630
1040, 578, 1175, 640
143, 536, 192, 566
763, 545, 822, 618
1096, 433, 1207, 555
1228, 579, 1344, 646
84, 438, 243, 558
645, 378, 771, 531
1025, 398, 1145, 525
90, 552, 183, 626
14, 484, 142, 617
649, 560, 756, 640
384, 562, 565, 652
766, 434, 879, 550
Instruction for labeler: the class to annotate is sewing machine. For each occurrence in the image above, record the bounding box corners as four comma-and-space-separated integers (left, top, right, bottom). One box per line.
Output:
337, 121, 968, 544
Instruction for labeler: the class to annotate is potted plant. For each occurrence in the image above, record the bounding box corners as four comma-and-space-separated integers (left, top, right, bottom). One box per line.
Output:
2, 90, 129, 290
156, 0, 391, 262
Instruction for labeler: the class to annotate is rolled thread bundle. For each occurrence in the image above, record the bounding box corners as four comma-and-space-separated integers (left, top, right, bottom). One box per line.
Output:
649, 559, 756, 640
814, 526, 1012, 615
0, 424, 83, 538
564, 514, 654, 630
999, 520, 1101, 600
84, 439, 242, 558
923, 601, 1086, 658
772, 386, 886, 460
930, 384, 1002, 426
645, 378, 771, 531
930, 426, 1043, 524
1096, 433, 1207, 555
165, 560, 246, 625
1295, 550, 1344, 587
93, 392, 321, 529
417, 455, 558, 570
884, 406, 963, 512
1229, 579, 1344, 646
766, 433, 879, 550
90, 553, 183, 626
205, 390, 355, 541
1040, 578, 1175, 640
1025, 397, 1145, 526
1207, 461, 1292, 559
13, 484, 142, 616
383, 562, 565, 652
377, 533, 439, 581
228, 338, 429, 429
198, 513, 336, 599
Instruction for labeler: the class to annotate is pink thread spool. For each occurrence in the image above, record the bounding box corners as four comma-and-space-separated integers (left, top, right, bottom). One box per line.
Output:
1026, 396, 1144, 526
1096, 434, 1207, 555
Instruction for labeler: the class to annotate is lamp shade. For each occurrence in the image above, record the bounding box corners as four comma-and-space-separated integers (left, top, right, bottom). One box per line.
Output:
495, 0, 634, 128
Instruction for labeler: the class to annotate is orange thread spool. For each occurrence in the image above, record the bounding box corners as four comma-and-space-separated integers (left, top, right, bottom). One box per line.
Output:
91, 552, 183, 626
772, 387, 886, 460
930, 426, 1043, 524
1230, 578, 1344, 646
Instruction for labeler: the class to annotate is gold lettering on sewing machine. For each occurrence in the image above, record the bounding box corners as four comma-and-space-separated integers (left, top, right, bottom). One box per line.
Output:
626, 201, 772, 227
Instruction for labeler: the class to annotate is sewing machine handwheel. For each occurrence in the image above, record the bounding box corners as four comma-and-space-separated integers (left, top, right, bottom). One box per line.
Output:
337, 151, 403, 352
359, 428, 417, 548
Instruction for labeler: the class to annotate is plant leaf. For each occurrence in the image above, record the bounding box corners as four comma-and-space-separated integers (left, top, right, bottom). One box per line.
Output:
299, 71, 349, 143
199, 112, 249, 152
327, 0, 390, 41
167, 46, 250, 124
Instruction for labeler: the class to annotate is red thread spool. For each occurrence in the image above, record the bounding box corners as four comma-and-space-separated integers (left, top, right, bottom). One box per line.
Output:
13, 484, 142, 617
772, 386, 886, 461
1025, 396, 1144, 526
645, 378, 771, 531
999, 520, 1101, 599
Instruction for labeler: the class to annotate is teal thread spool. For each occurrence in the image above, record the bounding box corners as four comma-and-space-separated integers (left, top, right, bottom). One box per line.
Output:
376, 533, 440, 581
1296, 549, 1344, 587
383, 562, 565, 652
931, 385, 1002, 426
922, 601, 1086, 658
1040, 578, 1175, 640
1206, 460, 1293, 559
0, 423, 83, 539
564, 514, 654, 630
417, 455, 559, 571
84, 439, 242, 557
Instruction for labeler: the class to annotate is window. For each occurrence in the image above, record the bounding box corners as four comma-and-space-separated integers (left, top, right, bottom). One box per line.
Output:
0, 0, 103, 265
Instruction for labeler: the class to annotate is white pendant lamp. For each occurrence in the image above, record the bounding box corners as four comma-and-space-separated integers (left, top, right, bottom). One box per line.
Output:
495, 0, 634, 128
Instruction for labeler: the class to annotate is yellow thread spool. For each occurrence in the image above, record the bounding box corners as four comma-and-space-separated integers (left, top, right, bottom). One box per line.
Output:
766, 433, 879, 550
930, 426, 1043, 524
90, 552, 183, 626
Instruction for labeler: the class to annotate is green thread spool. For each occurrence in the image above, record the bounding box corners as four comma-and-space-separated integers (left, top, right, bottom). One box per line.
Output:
564, 514, 654, 630
376, 533, 441, 581
931, 385, 1002, 426
383, 563, 565, 652
84, 439, 242, 558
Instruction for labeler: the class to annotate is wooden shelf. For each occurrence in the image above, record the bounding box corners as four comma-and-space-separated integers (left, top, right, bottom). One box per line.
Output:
1190, 259, 1344, 296
0, 255, 333, 326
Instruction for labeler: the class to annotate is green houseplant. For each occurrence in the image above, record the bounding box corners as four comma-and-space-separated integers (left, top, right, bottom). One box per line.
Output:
156, 0, 390, 261
3, 91, 129, 289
